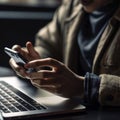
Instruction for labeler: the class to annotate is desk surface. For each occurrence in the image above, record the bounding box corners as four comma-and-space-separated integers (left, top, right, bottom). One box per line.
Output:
39, 107, 120, 120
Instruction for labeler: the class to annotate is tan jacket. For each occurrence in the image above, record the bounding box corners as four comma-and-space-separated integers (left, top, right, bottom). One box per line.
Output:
35, 0, 120, 106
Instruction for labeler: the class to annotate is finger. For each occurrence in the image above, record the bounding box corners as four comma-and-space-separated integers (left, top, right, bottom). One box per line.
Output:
9, 58, 21, 71
25, 58, 63, 69
27, 70, 58, 80
12, 44, 26, 56
9, 58, 28, 78
12, 45, 22, 52
12, 44, 28, 60
26, 41, 40, 59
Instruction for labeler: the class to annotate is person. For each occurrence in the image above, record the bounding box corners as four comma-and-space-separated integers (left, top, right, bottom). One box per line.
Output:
9, 0, 120, 106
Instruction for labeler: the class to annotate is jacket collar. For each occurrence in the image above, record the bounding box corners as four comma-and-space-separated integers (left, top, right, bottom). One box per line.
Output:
65, 0, 83, 22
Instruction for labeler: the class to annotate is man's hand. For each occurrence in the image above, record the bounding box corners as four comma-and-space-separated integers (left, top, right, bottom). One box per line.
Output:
24, 58, 85, 98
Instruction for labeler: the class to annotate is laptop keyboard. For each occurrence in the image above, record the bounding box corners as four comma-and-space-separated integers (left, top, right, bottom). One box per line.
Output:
0, 81, 46, 113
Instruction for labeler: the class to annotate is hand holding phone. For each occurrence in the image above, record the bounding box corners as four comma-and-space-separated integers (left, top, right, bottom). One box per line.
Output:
4, 47, 35, 73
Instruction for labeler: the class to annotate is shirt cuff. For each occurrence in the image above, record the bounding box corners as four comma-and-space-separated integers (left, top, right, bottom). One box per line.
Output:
84, 72, 100, 106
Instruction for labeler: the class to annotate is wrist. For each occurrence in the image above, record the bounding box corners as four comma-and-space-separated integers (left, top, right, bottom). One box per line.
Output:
76, 75, 85, 98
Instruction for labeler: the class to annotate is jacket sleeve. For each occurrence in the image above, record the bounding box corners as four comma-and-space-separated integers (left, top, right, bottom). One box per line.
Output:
99, 74, 120, 106
34, 0, 72, 61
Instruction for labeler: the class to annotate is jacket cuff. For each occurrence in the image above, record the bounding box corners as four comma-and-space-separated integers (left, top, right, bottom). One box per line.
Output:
99, 74, 120, 106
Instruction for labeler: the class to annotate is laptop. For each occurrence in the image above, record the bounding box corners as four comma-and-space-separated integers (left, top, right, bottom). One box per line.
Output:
0, 76, 86, 120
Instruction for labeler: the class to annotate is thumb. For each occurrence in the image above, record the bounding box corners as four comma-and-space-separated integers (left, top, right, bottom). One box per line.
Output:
26, 41, 40, 59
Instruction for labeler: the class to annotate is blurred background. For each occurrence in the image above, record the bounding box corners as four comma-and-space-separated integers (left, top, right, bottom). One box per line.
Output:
0, 0, 62, 68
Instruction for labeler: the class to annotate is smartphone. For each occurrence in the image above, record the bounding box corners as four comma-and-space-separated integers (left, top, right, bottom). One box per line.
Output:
4, 47, 35, 72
